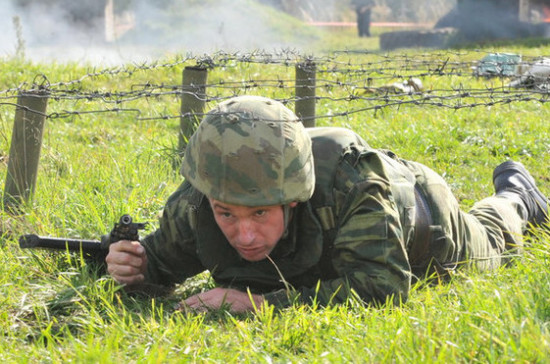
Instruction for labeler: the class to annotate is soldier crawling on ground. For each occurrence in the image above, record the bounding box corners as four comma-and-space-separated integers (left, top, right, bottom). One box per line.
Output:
106, 95, 549, 313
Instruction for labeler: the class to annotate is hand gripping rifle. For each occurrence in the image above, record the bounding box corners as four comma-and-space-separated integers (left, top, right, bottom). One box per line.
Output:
19, 215, 147, 269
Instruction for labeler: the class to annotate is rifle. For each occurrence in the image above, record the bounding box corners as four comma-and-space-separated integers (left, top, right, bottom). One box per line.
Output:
19, 214, 147, 268
19, 215, 174, 297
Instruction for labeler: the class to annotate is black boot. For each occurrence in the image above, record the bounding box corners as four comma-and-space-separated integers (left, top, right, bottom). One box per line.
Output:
493, 161, 549, 227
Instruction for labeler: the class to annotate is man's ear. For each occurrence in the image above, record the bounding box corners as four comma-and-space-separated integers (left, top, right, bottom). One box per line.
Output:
289, 202, 298, 208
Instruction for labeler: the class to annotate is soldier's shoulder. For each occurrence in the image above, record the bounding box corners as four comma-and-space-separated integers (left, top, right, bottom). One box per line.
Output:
165, 180, 203, 206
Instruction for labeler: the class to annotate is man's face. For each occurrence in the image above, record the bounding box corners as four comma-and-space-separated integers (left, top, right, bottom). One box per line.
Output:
209, 198, 296, 262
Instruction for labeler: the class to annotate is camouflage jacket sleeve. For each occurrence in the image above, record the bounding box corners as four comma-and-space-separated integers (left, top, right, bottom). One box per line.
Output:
141, 181, 206, 285
265, 151, 413, 307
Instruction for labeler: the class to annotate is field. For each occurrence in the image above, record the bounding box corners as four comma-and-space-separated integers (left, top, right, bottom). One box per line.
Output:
1, 24, 550, 362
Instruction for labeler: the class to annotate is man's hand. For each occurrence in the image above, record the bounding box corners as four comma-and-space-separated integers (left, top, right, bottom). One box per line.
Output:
106, 240, 147, 285
182, 287, 265, 313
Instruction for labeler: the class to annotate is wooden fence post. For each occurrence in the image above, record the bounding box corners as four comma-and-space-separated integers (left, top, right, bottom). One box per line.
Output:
3, 91, 49, 212
295, 61, 317, 128
179, 66, 208, 156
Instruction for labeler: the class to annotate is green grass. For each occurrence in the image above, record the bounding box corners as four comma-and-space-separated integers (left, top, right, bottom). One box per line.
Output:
1, 25, 550, 362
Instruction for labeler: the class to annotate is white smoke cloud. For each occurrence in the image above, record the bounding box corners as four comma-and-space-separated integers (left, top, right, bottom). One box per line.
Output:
0, 0, 319, 66
0, 1, 19, 58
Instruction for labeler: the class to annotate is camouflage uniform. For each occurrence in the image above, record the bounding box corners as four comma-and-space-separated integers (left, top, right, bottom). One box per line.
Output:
141, 96, 527, 307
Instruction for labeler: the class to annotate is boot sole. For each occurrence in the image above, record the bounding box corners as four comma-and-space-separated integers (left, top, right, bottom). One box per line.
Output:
493, 161, 549, 225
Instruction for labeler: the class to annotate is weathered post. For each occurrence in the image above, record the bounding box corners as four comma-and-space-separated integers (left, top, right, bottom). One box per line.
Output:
295, 60, 316, 128
4, 91, 49, 212
179, 66, 208, 156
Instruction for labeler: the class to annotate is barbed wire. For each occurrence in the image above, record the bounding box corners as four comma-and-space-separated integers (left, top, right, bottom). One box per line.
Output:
1, 49, 549, 122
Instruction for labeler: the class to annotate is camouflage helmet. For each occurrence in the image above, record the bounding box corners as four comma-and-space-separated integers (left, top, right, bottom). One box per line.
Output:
182, 95, 315, 206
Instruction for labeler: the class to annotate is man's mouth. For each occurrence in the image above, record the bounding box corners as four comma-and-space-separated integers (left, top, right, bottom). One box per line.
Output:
237, 246, 264, 260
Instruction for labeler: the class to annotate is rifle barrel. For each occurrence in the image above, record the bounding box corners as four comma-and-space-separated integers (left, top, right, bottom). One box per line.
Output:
19, 234, 102, 252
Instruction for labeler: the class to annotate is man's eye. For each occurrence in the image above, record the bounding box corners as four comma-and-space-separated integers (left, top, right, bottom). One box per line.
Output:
255, 210, 266, 217
216, 211, 232, 219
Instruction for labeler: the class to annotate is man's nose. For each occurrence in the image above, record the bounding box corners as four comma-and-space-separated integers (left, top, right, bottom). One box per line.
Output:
237, 220, 255, 244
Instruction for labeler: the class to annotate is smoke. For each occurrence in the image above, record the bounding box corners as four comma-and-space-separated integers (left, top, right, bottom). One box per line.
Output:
0, 0, 320, 66
257, 0, 348, 22
435, 0, 548, 41
455, 1, 536, 40
129, 0, 293, 52
1, 0, 141, 65
0, 1, 20, 58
